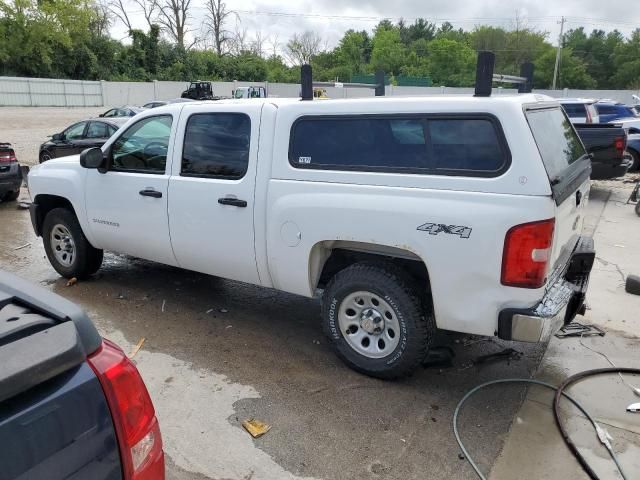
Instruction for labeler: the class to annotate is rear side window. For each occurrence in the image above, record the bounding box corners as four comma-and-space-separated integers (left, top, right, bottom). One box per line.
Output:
526, 107, 587, 181
561, 103, 586, 118
182, 113, 251, 179
289, 115, 509, 176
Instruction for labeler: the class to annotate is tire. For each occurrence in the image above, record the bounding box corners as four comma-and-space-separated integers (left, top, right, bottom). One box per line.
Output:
3, 189, 19, 202
39, 151, 52, 163
629, 150, 640, 172
42, 208, 103, 279
322, 262, 435, 379
636, 201, 640, 218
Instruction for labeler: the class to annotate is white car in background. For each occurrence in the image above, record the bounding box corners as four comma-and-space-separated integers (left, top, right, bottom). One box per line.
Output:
559, 98, 600, 124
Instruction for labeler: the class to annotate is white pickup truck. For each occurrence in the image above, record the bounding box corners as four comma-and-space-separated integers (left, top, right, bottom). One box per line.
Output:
28, 94, 595, 378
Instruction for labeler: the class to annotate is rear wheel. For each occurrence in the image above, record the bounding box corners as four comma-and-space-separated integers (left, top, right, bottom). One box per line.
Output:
322, 263, 434, 379
3, 189, 19, 202
42, 208, 103, 278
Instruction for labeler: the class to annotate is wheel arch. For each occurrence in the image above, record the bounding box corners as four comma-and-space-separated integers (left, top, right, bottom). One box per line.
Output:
310, 240, 435, 321
32, 194, 78, 237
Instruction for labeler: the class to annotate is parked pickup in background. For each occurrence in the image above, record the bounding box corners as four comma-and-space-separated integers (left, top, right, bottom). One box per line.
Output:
0, 270, 164, 480
573, 123, 630, 180
27, 95, 595, 378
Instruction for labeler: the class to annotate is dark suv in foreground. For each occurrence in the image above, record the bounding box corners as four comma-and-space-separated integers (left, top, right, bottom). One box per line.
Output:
0, 270, 165, 480
0, 143, 22, 202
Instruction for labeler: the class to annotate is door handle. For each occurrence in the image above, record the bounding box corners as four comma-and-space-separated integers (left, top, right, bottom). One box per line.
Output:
576, 190, 582, 206
218, 197, 247, 208
139, 188, 162, 198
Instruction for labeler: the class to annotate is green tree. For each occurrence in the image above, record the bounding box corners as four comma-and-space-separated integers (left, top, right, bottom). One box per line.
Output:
370, 28, 406, 75
534, 47, 596, 89
427, 38, 476, 86
611, 29, 640, 89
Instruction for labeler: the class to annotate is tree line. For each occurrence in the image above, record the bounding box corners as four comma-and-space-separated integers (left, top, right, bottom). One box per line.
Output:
1, 0, 639, 90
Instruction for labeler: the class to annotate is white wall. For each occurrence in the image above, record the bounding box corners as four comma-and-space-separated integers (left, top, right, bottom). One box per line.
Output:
0, 76, 102, 106
1, 75, 639, 107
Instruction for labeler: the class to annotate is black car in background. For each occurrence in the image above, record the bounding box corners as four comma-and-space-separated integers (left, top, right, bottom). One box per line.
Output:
39, 118, 127, 163
99, 106, 144, 118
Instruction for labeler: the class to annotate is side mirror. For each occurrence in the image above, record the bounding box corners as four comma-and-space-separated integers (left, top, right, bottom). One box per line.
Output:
52, 133, 64, 141
629, 127, 640, 135
80, 147, 106, 171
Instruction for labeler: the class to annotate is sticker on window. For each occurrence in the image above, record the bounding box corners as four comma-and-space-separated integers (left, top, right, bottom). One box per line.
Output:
298, 156, 311, 164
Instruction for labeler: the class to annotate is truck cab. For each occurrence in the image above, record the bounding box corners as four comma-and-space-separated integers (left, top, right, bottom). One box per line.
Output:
27, 94, 594, 379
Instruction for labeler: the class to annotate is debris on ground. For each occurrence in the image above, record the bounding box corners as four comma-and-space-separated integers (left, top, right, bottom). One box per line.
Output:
129, 337, 145, 358
206, 308, 214, 314
66, 277, 77, 287
474, 348, 522, 365
555, 322, 606, 338
161, 300, 166, 312
13, 242, 31, 250
625, 275, 640, 296
627, 403, 640, 413
219, 308, 228, 313
17, 201, 30, 210
242, 419, 271, 438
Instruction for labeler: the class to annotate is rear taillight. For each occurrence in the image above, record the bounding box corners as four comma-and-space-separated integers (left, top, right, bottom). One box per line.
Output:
0, 152, 16, 163
501, 219, 555, 289
88, 339, 165, 480
614, 136, 626, 156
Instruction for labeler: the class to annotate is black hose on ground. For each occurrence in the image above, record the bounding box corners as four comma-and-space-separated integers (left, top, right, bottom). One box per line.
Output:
553, 367, 640, 480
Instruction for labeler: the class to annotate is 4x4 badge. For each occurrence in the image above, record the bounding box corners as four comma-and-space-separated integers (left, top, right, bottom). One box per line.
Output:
417, 223, 472, 239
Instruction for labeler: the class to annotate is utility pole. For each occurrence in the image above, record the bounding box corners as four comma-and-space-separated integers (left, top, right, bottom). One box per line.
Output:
552, 16, 566, 90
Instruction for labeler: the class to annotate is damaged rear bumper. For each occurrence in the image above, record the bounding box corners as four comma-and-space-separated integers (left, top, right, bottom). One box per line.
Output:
498, 236, 595, 343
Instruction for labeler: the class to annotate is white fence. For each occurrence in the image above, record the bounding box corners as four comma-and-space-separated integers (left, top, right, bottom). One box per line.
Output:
1, 75, 639, 107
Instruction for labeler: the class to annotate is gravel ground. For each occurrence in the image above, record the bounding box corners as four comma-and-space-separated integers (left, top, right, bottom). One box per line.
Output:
0, 107, 104, 165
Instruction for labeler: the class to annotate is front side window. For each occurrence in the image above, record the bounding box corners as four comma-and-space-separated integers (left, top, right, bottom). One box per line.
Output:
64, 122, 86, 141
111, 115, 172, 173
182, 113, 251, 179
102, 109, 117, 118
289, 115, 508, 176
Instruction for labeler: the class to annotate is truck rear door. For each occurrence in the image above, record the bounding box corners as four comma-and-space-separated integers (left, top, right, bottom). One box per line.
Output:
167, 102, 263, 284
525, 105, 592, 273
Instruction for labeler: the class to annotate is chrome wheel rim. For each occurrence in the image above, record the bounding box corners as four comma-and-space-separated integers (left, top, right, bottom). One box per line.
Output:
338, 291, 401, 359
50, 224, 75, 267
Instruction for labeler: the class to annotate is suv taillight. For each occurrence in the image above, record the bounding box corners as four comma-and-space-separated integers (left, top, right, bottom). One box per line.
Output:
501, 219, 555, 289
614, 136, 626, 156
0, 152, 16, 163
88, 339, 165, 480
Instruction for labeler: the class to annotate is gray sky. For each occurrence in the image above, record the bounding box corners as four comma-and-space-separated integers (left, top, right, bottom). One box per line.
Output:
110, 0, 639, 52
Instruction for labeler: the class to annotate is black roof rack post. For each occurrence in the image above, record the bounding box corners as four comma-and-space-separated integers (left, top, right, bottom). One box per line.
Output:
301, 64, 313, 101
518, 62, 534, 93
375, 70, 385, 96
474, 51, 495, 97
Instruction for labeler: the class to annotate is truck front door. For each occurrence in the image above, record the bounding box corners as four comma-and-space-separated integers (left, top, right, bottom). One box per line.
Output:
85, 114, 178, 266
167, 103, 262, 284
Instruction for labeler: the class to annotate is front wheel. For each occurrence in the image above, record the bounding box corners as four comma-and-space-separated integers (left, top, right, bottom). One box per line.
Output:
39, 151, 52, 163
42, 208, 103, 279
322, 263, 435, 379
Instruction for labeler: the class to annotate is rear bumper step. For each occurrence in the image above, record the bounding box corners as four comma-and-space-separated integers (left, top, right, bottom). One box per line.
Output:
498, 236, 595, 342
